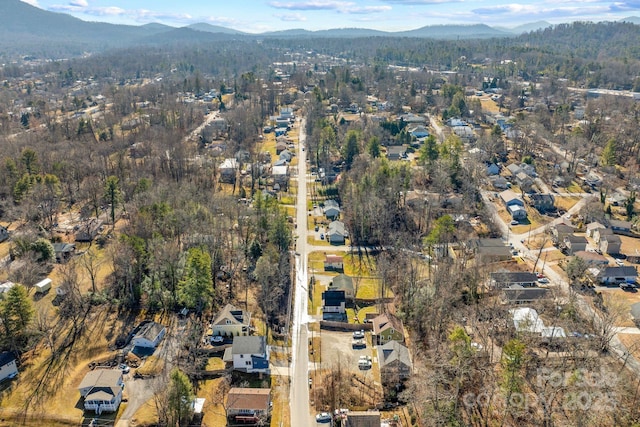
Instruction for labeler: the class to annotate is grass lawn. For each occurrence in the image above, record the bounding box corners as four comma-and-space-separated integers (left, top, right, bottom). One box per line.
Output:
480, 98, 501, 114
356, 305, 379, 321
555, 196, 581, 212
309, 279, 325, 316
205, 357, 225, 371
343, 253, 376, 277
355, 278, 393, 300
565, 181, 583, 193
136, 355, 165, 376
307, 236, 331, 246
270, 374, 290, 427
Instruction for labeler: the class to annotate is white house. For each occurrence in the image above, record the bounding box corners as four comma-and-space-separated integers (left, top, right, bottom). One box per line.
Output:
132, 322, 166, 349
78, 369, 124, 414
0, 352, 18, 382
224, 336, 270, 374
211, 304, 251, 337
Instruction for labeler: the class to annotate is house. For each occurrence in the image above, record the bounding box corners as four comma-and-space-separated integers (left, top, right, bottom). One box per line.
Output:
321, 289, 346, 321
327, 221, 348, 244
344, 411, 381, 427
502, 285, 549, 304
515, 172, 534, 192
225, 336, 270, 374
573, 251, 609, 267
409, 125, 430, 139
511, 307, 544, 333
586, 222, 606, 238
324, 254, 344, 272
372, 313, 405, 345
219, 158, 238, 184
598, 266, 638, 285
0, 281, 16, 295
610, 219, 632, 234
552, 222, 575, 244
227, 388, 271, 424
0, 225, 8, 243
506, 163, 523, 176
386, 146, 407, 161
486, 163, 500, 176
607, 192, 627, 207
594, 227, 614, 244
378, 341, 412, 386
490, 176, 509, 190
330, 274, 355, 301
75, 218, 103, 242
323, 199, 341, 220
599, 234, 622, 255
132, 322, 166, 350
527, 194, 555, 212
499, 190, 527, 220
466, 238, 512, 263
53, 243, 75, 263
78, 369, 124, 414
0, 352, 18, 382
272, 165, 289, 191
212, 304, 251, 337
490, 271, 538, 288
563, 234, 588, 255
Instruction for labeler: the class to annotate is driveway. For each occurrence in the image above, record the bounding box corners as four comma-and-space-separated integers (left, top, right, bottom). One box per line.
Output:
319, 329, 372, 373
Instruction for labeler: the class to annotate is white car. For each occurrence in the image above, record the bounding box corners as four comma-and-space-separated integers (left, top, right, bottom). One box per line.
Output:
316, 412, 332, 423
615, 258, 625, 266
353, 330, 365, 339
211, 336, 224, 344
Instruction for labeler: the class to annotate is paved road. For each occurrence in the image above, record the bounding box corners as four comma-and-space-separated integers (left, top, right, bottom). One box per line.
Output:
290, 118, 314, 427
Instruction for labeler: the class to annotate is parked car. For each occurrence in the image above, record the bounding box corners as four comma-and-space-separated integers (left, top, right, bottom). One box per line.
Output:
620, 282, 637, 291
358, 355, 372, 370
510, 220, 519, 226
211, 335, 224, 344
119, 363, 130, 374
615, 258, 625, 266
316, 412, 332, 423
353, 330, 365, 339
537, 278, 550, 284
320, 233, 325, 240
352, 339, 366, 349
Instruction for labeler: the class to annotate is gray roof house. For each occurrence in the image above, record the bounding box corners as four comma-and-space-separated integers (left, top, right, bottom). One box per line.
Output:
330, 274, 355, 300
502, 285, 550, 304
78, 369, 124, 414
491, 271, 538, 288
599, 234, 622, 255
132, 322, 166, 350
323, 199, 341, 220
212, 304, 251, 337
225, 336, 270, 373
563, 234, 588, 256
499, 190, 527, 220
378, 341, 412, 386
598, 266, 638, 285
327, 220, 348, 244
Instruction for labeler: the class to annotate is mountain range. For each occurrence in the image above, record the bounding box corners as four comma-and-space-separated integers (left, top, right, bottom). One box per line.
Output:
1, 0, 639, 60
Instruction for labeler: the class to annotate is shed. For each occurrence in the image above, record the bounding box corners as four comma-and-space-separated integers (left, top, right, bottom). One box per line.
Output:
34, 278, 52, 294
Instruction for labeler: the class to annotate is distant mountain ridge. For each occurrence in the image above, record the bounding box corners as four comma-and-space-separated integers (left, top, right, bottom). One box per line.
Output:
0, 0, 638, 59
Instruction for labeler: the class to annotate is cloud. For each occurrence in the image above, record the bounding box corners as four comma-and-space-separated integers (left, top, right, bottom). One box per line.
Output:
69, 0, 88, 7
381, 0, 461, 3
276, 13, 308, 21
20, 0, 40, 6
269, 1, 347, 10
269, 1, 389, 14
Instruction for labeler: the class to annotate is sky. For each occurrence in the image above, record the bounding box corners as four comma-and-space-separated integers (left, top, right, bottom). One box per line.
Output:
20, 0, 640, 33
